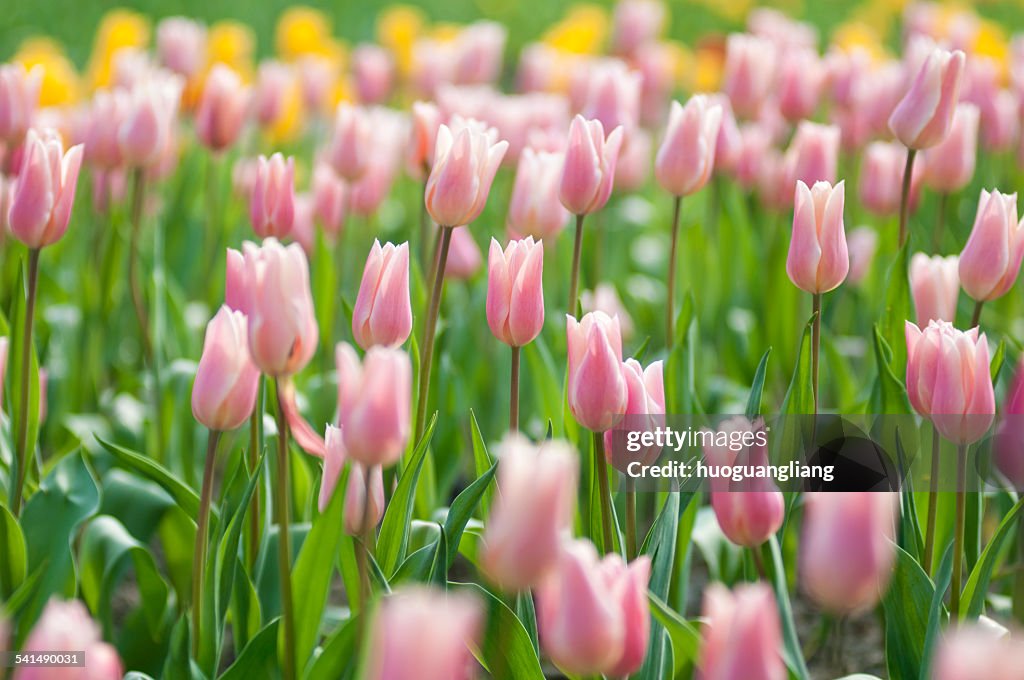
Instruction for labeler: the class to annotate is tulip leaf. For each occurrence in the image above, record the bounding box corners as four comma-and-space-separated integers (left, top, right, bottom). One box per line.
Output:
459, 582, 545, 680
305, 615, 359, 680
990, 339, 1006, 382
637, 490, 683, 680
919, 544, 954, 680
665, 290, 697, 415
745, 347, 772, 419
524, 334, 564, 437
881, 244, 912, 374
961, 494, 1024, 620
443, 461, 496, 568
872, 326, 913, 415
469, 410, 496, 518
377, 413, 436, 577
0, 504, 27, 598
883, 544, 935, 680
516, 590, 539, 655
6, 257, 41, 511
220, 618, 281, 680
767, 535, 811, 680
780, 314, 814, 416
647, 592, 700, 675
429, 523, 448, 588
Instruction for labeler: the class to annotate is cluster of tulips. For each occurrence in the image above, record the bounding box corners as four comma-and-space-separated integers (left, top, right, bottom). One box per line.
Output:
2, 0, 1024, 678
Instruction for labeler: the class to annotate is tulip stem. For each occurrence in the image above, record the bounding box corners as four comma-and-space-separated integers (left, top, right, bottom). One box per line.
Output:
416, 225, 454, 440
751, 545, 767, 581
969, 300, 984, 329
246, 376, 265, 570
811, 293, 822, 416
594, 431, 614, 554
356, 464, 378, 623
192, 429, 222, 657
666, 196, 682, 350
273, 379, 297, 680
951, 443, 967, 622
625, 478, 637, 560
509, 346, 521, 432
10, 248, 40, 517
923, 424, 940, 575
897, 148, 917, 249
933, 192, 948, 252
568, 213, 585, 316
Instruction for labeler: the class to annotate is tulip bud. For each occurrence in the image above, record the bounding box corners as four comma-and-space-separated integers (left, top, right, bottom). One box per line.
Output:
444, 227, 483, 280
611, 0, 666, 57
336, 342, 411, 468
698, 583, 785, 680
580, 284, 634, 340
481, 435, 578, 590
407, 101, 442, 179
486, 237, 545, 347
566, 312, 628, 432
312, 163, 347, 239
605, 358, 664, 466
320, 427, 386, 533
291, 194, 316, 254
83, 90, 130, 171
195, 64, 250, 152
453, 22, 507, 86
352, 44, 394, 105
729, 123, 772, 189
615, 126, 652, 192
559, 115, 623, 216
156, 17, 207, 78
19, 599, 123, 680
888, 48, 966, 150
655, 96, 722, 197
118, 75, 184, 167
722, 34, 778, 118
959, 189, 1024, 303
242, 238, 318, 377
923, 103, 979, 193
784, 121, 840, 189
352, 240, 413, 349
846, 226, 878, 286
777, 47, 825, 121
252, 61, 292, 128
425, 121, 508, 227
580, 61, 641, 140
249, 153, 296, 239
703, 417, 784, 547
610, 554, 651, 678
994, 357, 1024, 490
327, 103, 372, 181
906, 320, 995, 446
980, 90, 1019, 154
366, 587, 481, 680
786, 180, 849, 294
910, 253, 959, 325
933, 622, 1024, 680
191, 306, 260, 431
8, 129, 84, 249
507, 148, 569, 240
0, 64, 41, 144
860, 142, 908, 217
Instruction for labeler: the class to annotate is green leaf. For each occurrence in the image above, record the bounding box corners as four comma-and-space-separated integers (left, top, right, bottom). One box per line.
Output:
920, 545, 954, 680
744, 348, 771, 419
665, 291, 697, 414
881, 244, 912, 374
873, 326, 913, 414
961, 494, 1024, 619
459, 582, 544, 680
429, 524, 448, 588
469, 410, 495, 518
780, 314, 814, 416
6, 257, 41, 508
648, 592, 700, 674
305, 616, 358, 680
767, 535, 811, 680
220, 618, 280, 680
637, 490, 684, 680
990, 339, 1006, 382
0, 504, 27, 598
377, 414, 436, 576
443, 462, 497, 568
882, 544, 934, 680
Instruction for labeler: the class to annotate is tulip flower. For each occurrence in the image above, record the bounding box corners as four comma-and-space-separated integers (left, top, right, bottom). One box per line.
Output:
318, 426, 385, 535
777, 47, 825, 121
443, 227, 483, 280
83, 90, 130, 172
995, 358, 1024, 490
800, 492, 897, 614
923, 102, 979, 232
118, 75, 183, 168
191, 306, 259, 431
0, 63, 41, 144
846, 226, 878, 286
611, 0, 666, 57
615, 127, 651, 192
7, 128, 83, 250
860, 142, 909, 218
352, 44, 394, 105
453, 21, 507, 86
507, 148, 569, 241
18, 599, 123, 680
481, 436, 578, 590
156, 17, 207, 78
980, 90, 1019, 154
311, 162, 347, 240
722, 34, 777, 118
252, 61, 293, 128
784, 121, 840, 190
958, 190, 1024, 324
536, 539, 650, 676
195, 64, 250, 153
581, 284, 634, 340
703, 417, 784, 548
933, 622, 1024, 680
580, 60, 641, 140
407, 100, 441, 180
248, 153, 295, 240
698, 583, 785, 680
352, 240, 412, 350
327, 103, 372, 182
336, 342, 411, 468
729, 124, 772, 189
365, 587, 481, 680
910, 253, 959, 326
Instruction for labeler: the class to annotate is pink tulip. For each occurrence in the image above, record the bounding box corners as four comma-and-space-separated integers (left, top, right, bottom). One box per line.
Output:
349, 148, 401, 219
730, 124, 772, 189
407, 101, 442, 179
888, 47, 965, 150
15, 599, 123, 680
615, 127, 651, 192
486, 237, 545, 347
906, 320, 995, 446
634, 43, 676, 127
352, 44, 394, 105
453, 22, 507, 86
312, 163, 347, 239
748, 8, 817, 52
784, 121, 839, 190
722, 34, 778, 118
289, 193, 316, 255
786, 180, 849, 294
326, 103, 371, 182
846, 226, 878, 286
0, 64, 41, 144
8, 129, 83, 249
156, 17, 207, 78
191, 306, 259, 431
507, 148, 569, 240
278, 379, 326, 458
980, 90, 1020, 154
934, 622, 1024, 680
252, 62, 292, 128
801, 492, 897, 614
698, 583, 785, 680
611, 0, 666, 57
352, 240, 412, 349
443, 227, 483, 280
366, 587, 481, 680
296, 56, 337, 117
83, 90, 129, 170
609, 554, 651, 678
777, 47, 825, 121
481, 435, 578, 591
242, 238, 318, 377
0, 337, 7, 412
995, 358, 1024, 489
425, 121, 508, 227
249, 153, 295, 239
336, 342, 411, 468
923, 103, 978, 193
319, 426, 386, 533
655, 96, 722, 197
859, 141, 911, 217
959, 189, 1024, 303
318, 425, 345, 512
604, 358, 665, 466
580, 284, 634, 340
566, 311, 628, 432
559, 115, 623, 216
118, 75, 183, 168
581, 60, 642, 138
195, 64, 250, 152
910, 253, 960, 325
711, 95, 741, 174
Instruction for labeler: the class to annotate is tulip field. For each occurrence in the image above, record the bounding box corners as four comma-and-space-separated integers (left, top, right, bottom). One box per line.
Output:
5, 0, 1024, 678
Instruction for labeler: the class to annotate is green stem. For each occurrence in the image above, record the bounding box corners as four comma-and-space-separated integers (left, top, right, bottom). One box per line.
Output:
933, 191, 948, 252
666, 196, 682, 349
952, 443, 967, 621
246, 376, 265, 570
128, 168, 153, 366
897, 148, 917, 249
191, 429, 222, 657
811, 293, 822, 416
594, 431, 614, 554
509, 346, 521, 432
567, 213, 585, 317
970, 300, 984, 329
625, 479, 637, 560
10, 247, 40, 517
415, 225, 454, 441
923, 424, 940, 575
274, 379, 297, 680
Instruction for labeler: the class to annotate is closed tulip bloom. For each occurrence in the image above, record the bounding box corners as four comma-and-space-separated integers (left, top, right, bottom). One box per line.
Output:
453, 22, 507, 86
156, 17, 207, 78
312, 163, 347, 239
959, 190, 1024, 303
910, 253, 960, 325
191, 306, 259, 431
611, 0, 666, 57
481, 435, 578, 591
923, 104, 978, 193
581, 61, 642, 139
407, 101, 441, 179
195, 64, 250, 152
934, 623, 1024, 680
507, 148, 569, 240
425, 121, 508, 227
0, 64, 41, 144
559, 115, 623, 216
888, 48, 965, 150
17, 598, 123, 680
444, 227, 483, 280
981, 90, 1019, 154
118, 76, 183, 167
366, 587, 481, 680
8, 129, 84, 249
252, 62, 292, 128
786, 180, 849, 294
581, 284, 634, 340
655, 96, 723, 197
784, 121, 839, 189
320, 427, 386, 533
703, 417, 784, 548
777, 48, 825, 121
698, 583, 785, 680
566, 311, 628, 432
352, 44, 394, 105
243, 238, 318, 376
859, 142, 907, 217
336, 342, 411, 468
249, 153, 295, 239
730, 124, 772, 189
846, 226, 878, 286
83, 90, 130, 170
906, 320, 995, 446
615, 126, 651, 192
605, 358, 664, 466
801, 492, 897, 614
327, 103, 372, 181
486, 237, 544, 347
722, 34, 778, 118
995, 359, 1024, 489
352, 240, 412, 349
